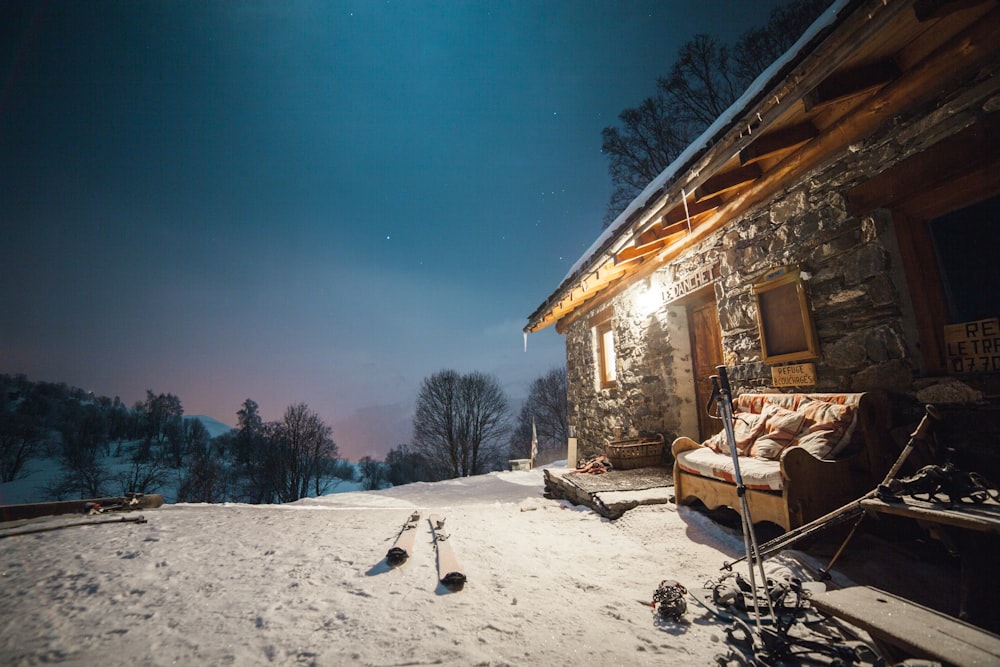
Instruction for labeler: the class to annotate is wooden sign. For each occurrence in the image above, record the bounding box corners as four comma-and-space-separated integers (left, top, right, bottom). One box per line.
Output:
944, 317, 1000, 374
771, 363, 817, 387
664, 263, 719, 302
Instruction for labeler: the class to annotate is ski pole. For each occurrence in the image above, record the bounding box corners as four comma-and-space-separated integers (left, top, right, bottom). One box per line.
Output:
711, 367, 775, 628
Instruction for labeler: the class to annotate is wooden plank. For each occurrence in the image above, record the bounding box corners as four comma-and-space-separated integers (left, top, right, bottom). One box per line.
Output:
662, 195, 723, 226
860, 497, 1000, 534
804, 58, 901, 111
813, 586, 1000, 666
694, 164, 761, 201
913, 0, 997, 22
0, 494, 165, 522
739, 122, 818, 165
847, 112, 1000, 216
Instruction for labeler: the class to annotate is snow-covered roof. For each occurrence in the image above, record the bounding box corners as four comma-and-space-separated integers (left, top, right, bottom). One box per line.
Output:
528, 0, 855, 331
563, 0, 850, 285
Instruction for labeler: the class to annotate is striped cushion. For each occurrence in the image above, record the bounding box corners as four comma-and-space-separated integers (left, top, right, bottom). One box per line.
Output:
675, 446, 783, 491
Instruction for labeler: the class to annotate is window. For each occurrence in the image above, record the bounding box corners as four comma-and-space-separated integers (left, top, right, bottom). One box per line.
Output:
594, 308, 616, 389
929, 195, 1000, 324
751, 266, 819, 364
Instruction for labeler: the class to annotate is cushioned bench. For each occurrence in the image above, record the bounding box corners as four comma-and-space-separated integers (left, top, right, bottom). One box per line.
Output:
671, 392, 893, 530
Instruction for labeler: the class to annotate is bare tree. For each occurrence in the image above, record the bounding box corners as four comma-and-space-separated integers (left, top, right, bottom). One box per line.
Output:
601, 0, 830, 226
384, 444, 430, 485
0, 408, 40, 483
358, 456, 387, 490
509, 367, 568, 464
262, 403, 338, 503
412, 370, 511, 479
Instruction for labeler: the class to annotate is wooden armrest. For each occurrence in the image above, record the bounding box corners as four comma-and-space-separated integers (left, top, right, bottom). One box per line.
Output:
671, 436, 702, 457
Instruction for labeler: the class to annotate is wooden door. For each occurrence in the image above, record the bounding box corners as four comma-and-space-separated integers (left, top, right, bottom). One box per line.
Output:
689, 297, 725, 441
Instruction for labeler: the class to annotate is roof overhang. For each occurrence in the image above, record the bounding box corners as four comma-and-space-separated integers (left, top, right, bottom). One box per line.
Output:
525, 0, 1000, 334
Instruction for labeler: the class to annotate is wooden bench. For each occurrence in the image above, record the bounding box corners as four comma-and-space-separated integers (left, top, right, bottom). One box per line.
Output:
672, 392, 894, 530
812, 586, 1000, 666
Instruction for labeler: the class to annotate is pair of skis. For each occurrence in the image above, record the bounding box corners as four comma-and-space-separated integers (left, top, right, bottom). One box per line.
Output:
385, 511, 466, 591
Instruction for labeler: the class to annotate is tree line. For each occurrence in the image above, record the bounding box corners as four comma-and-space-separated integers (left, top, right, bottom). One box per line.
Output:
0, 374, 349, 503
1, 367, 570, 502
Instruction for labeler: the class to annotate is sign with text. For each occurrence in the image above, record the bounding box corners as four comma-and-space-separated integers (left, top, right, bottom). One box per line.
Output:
944, 317, 1000, 374
664, 263, 719, 302
771, 363, 817, 387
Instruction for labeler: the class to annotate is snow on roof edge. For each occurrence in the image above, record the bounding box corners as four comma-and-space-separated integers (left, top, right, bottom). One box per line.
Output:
550, 0, 853, 299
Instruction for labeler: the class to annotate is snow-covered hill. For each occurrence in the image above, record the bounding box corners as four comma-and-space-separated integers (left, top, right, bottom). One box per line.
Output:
0, 414, 366, 506
184, 414, 235, 439
0, 466, 760, 666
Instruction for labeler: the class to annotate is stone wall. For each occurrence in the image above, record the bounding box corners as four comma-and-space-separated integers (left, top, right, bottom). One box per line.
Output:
564, 62, 1000, 460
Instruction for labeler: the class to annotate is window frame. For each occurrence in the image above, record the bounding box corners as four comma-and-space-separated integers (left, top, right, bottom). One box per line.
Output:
593, 308, 617, 389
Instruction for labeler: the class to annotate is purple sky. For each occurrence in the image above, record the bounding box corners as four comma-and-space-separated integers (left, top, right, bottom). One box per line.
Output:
1, 0, 790, 459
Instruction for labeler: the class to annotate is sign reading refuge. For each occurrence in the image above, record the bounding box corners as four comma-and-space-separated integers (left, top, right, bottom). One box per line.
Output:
944, 317, 1000, 374
771, 363, 817, 387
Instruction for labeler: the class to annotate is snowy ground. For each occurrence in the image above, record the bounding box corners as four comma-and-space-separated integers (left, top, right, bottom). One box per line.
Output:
1, 466, 767, 666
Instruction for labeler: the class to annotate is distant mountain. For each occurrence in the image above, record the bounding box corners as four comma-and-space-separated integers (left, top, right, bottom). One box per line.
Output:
185, 415, 235, 439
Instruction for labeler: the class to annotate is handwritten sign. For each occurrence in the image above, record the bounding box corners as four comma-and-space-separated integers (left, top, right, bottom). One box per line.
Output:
771, 363, 817, 387
944, 317, 1000, 374
664, 263, 719, 302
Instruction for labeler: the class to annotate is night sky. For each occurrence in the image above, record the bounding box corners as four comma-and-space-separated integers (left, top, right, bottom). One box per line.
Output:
1, 0, 789, 459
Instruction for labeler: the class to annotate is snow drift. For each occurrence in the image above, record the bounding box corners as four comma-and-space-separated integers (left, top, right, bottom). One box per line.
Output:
1, 466, 754, 666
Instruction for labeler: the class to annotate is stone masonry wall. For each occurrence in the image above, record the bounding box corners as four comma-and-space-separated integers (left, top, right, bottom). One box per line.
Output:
565, 61, 1000, 460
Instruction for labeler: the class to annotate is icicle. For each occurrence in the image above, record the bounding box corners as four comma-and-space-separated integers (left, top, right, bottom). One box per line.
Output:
682, 188, 693, 234
523, 331, 528, 353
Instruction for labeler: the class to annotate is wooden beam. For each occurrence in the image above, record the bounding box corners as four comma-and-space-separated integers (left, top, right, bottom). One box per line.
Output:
739, 122, 819, 165
803, 59, 901, 111
913, 0, 997, 22
846, 112, 1000, 215
615, 229, 687, 265
662, 195, 723, 226
694, 164, 761, 202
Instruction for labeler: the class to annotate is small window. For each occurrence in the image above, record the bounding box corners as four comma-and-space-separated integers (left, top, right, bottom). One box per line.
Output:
596, 319, 617, 388
752, 266, 819, 364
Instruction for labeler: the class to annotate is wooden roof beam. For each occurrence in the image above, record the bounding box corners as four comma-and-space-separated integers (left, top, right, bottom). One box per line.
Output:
803, 59, 901, 111
615, 229, 687, 265
846, 111, 1000, 215
662, 195, 723, 226
694, 164, 761, 201
739, 122, 819, 165
913, 0, 997, 22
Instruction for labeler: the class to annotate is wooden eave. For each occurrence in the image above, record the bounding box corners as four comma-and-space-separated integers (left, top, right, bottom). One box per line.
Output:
525, 0, 1000, 334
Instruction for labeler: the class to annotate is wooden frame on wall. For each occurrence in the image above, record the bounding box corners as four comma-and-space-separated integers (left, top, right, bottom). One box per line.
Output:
592, 307, 617, 389
752, 266, 819, 364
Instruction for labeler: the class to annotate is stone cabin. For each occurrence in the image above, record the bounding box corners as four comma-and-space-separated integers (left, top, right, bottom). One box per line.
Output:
525, 0, 1000, 465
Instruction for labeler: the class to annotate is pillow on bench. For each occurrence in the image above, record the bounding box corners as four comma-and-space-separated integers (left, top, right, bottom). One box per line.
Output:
694, 397, 858, 462
703, 412, 766, 455
749, 403, 806, 459
790, 398, 857, 459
